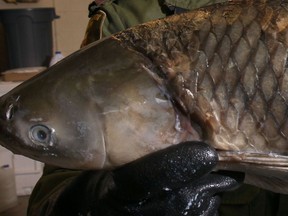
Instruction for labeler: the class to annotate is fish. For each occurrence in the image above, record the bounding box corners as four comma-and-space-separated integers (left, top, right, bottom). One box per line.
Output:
1, 0, 288, 193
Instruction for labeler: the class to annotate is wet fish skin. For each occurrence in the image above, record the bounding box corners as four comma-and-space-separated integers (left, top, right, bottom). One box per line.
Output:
0, 39, 194, 169
115, 0, 288, 156
0, 0, 288, 193
113, 0, 288, 192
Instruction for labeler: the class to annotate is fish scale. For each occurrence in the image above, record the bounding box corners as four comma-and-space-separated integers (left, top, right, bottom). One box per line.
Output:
116, 0, 288, 154
109, 0, 288, 192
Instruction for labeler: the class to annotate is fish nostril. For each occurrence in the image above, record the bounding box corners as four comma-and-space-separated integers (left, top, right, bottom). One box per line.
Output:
6, 103, 18, 120
0, 95, 20, 121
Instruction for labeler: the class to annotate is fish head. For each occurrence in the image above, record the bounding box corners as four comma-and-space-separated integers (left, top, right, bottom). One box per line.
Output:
0, 38, 194, 169
0, 67, 106, 169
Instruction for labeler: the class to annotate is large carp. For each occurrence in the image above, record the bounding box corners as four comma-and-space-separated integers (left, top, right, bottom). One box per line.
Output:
1, 0, 288, 193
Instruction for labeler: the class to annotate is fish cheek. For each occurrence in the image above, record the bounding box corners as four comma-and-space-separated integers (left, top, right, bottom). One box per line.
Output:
102, 83, 195, 167
47, 112, 107, 169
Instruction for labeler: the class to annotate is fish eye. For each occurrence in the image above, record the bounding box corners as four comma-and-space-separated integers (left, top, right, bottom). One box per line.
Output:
29, 125, 55, 146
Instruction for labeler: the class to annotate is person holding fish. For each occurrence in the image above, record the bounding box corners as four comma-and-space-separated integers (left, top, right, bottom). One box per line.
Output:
16, 0, 286, 215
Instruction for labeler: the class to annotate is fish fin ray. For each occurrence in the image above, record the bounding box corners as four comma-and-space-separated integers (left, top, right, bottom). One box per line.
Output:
245, 174, 288, 194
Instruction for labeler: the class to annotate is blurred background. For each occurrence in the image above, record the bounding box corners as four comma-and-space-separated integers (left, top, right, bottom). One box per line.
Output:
0, 0, 91, 72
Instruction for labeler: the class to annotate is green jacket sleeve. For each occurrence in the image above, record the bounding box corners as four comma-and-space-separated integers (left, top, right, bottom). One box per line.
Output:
81, 0, 227, 46
81, 0, 168, 46
99, 0, 227, 36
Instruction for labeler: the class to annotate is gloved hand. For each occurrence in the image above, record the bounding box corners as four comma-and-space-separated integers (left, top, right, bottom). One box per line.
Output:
53, 141, 244, 216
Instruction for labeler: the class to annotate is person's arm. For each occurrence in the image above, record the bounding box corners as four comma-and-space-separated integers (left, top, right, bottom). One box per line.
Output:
81, 0, 227, 46
81, 0, 169, 46
27, 166, 81, 216
28, 141, 243, 216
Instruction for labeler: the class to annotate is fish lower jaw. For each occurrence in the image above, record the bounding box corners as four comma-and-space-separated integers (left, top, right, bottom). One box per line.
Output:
0, 127, 20, 154
0, 138, 23, 155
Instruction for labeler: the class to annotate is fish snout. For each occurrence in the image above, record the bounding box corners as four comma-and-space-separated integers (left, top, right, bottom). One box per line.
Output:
0, 95, 20, 122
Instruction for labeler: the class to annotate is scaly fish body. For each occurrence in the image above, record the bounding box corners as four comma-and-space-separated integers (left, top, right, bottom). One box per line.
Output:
0, 0, 288, 193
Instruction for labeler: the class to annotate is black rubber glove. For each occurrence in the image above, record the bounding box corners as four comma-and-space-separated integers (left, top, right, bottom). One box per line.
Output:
53, 141, 244, 216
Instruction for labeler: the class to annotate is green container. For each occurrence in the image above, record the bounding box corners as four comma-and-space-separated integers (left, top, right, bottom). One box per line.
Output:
0, 8, 59, 69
